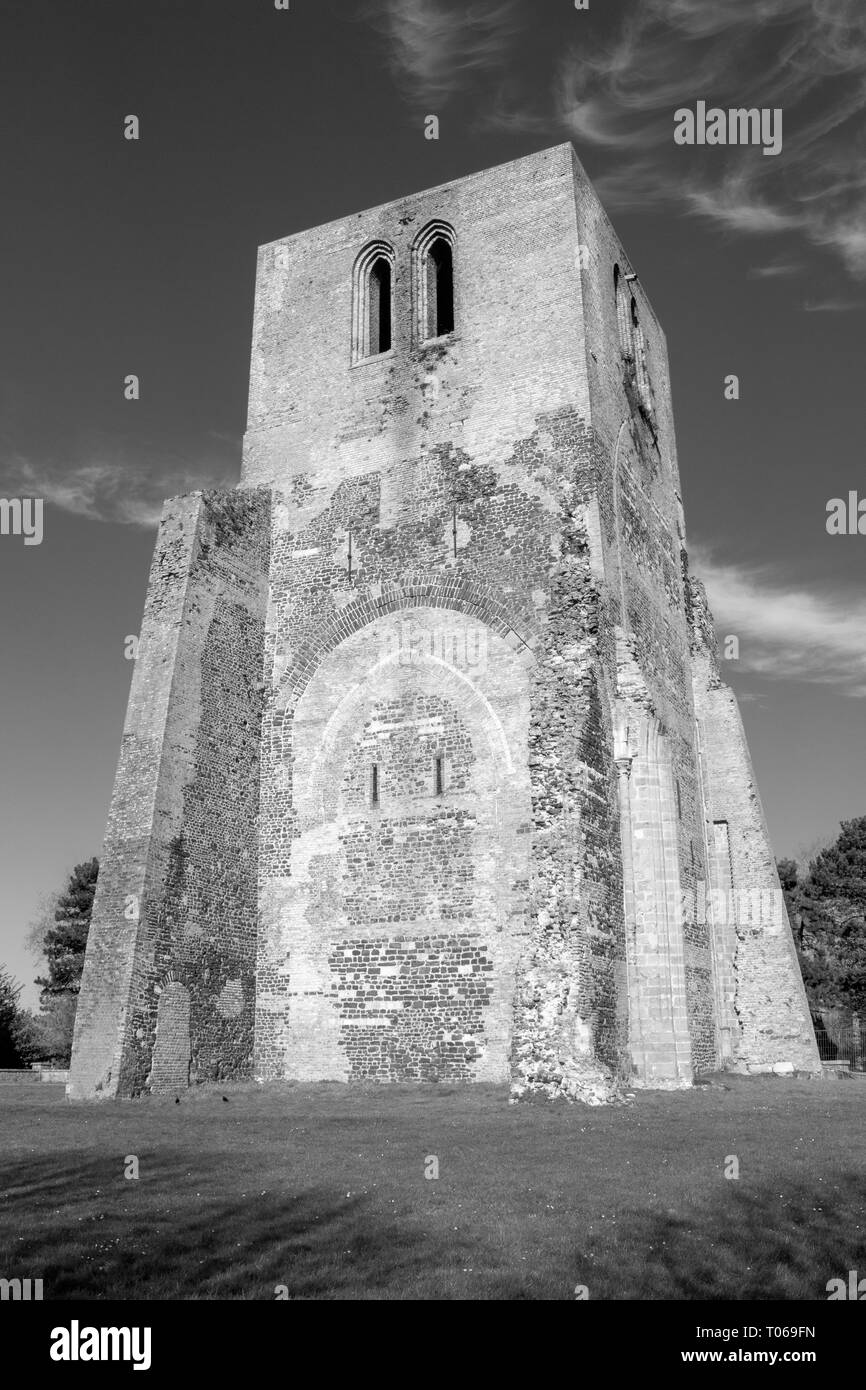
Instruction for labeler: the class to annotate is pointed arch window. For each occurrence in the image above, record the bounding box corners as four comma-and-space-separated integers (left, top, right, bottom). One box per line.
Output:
426, 238, 454, 337
368, 259, 392, 354
414, 221, 456, 342
352, 241, 395, 364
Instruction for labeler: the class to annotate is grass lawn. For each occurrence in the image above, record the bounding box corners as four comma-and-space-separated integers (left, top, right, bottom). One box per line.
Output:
0, 1074, 863, 1300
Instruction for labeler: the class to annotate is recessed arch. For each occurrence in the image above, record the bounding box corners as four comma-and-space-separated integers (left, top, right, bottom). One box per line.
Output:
296, 641, 519, 824
264, 605, 534, 1085
352, 240, 395, 363
149, 980, 191, 1094
413, 220, 457, 342
273, 573, 534, 712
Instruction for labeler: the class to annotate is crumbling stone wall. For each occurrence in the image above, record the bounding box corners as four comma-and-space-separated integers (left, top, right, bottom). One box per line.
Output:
68, 488, 271, 1098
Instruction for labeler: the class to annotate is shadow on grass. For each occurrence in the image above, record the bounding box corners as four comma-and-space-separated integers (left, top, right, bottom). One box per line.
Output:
572, 1175, 866, 1301
0, 1151, 478, 1300
1, 1151, 862, 1299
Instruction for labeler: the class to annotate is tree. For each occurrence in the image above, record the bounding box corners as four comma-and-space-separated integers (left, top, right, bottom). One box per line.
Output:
810, 816, 866, 913
0, 968, 34, 1068
35, 857, 98, 998
779, 860, 836, 1011
29, 858, 98, 1065
778, 858, 826, 952
31, 994, 79, 1063
779, 817, 866, 1016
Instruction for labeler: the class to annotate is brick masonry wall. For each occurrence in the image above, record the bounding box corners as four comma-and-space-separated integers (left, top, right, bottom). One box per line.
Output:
250, 147, 629, 1099
256, 599, 534, 1085
150, 981, 191, 1092
68, 489, 272, 1098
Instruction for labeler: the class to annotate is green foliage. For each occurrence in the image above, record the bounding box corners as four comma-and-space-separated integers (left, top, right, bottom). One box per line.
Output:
29, 858, 98, 1065
28, 995, 80, 1066
779, 816, 866, 1015
0, 968, 34, 1068
810, 816, 866, 911
35, 858, 98, 999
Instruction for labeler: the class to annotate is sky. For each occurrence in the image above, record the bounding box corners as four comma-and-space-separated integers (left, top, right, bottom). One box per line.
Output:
1, 0, 864, 1006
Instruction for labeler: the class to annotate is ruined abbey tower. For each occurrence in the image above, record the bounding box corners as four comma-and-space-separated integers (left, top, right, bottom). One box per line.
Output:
68, 144, 819, 1102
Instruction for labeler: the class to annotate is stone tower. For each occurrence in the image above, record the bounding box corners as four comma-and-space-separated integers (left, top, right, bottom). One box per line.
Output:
68, 144, 819, 1102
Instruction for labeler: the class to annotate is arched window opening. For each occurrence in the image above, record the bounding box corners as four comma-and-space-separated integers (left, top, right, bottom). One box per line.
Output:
352, 241, 395, 365
426, 238, 454, 338
368, 258, 392, 356
414, 221, 456, 343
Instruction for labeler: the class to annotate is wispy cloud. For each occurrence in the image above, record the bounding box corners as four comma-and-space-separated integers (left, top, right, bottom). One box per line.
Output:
748, 261, 803, 278
496, 0, 866, 278
372, 0, 522, 103
692, 548, 866, 697
802, 297, 864, 311
683, 177, 802, 234
1, 439, 239, 529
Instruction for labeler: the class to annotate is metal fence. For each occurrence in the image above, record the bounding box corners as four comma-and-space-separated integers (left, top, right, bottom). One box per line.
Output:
812, 1014, 865, 1071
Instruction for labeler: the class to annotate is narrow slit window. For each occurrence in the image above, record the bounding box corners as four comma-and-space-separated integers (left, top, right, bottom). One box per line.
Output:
371, 763, 379, 808
368, 258, 392, 355
630, 295, 654, 419
426, 238, 454, 337
434, 754, 444, 797
613, 263, 633, 359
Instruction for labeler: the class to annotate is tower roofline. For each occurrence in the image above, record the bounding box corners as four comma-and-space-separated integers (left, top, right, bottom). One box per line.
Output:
258, 142, 583, 252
